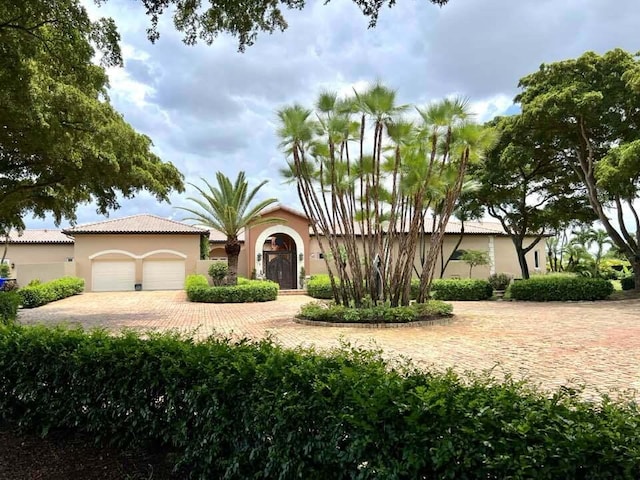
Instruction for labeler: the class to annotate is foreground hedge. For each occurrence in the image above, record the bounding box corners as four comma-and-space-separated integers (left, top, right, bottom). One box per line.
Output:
185, 274, 278, 303
1, 325, 640, 479
298, 300, 452, 323
621, 276, 636, 291
0, 292, 20, 324
18, 277, 85, 308
510, 275, 614, 301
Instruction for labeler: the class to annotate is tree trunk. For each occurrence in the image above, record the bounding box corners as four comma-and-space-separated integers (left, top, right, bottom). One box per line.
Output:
516, 247, 530, 279
634, 259, 640, 291
225, 241, 241, 285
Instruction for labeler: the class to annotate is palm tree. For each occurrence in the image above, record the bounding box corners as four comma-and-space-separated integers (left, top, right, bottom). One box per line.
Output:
177, 172, 281, 285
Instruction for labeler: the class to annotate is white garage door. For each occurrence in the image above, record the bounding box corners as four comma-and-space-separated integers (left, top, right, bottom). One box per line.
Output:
92, 261, 135, 292
142, 260, 185, 290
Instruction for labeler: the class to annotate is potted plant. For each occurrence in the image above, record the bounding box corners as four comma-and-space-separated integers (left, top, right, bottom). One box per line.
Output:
488, 273, 512, 299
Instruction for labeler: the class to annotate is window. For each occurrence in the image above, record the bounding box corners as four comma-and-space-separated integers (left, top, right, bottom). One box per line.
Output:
450, 249, 466, 261
534, 251, 540, 269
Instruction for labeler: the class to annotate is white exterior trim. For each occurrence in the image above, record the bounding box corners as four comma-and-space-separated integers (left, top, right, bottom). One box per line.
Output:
141, 249, 187, 259
89, 249, 186, 260
89, 249, 137, 260
488, 235, 496, 275
254, 225, 305, 289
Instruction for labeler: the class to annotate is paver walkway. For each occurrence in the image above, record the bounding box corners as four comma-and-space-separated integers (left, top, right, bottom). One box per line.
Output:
18, 291, 640, 399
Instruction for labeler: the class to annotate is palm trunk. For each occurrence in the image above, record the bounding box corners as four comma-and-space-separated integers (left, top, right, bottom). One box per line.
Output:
225, 240, 241, 285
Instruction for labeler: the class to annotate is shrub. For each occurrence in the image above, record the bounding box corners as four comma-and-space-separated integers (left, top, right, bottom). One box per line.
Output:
0, 263, 10, 278
488, 273, 512, 291
18, 277, 84, 308
510, 275, 614, 301
621, 276, 636, 291
208, 262, 228, 286
1, 325, 640, 479
185, 275, 278, 303
306, 274, 334, 299
0, 292, 20, 325
430, 279, 493, 301
298, 300, 453, 323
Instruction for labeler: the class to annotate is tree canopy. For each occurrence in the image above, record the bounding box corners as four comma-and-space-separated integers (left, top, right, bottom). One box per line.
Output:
0, 0, 184, 230
515, 48, 640, 288
130, 0, 449, 51
472, 115, 594, 278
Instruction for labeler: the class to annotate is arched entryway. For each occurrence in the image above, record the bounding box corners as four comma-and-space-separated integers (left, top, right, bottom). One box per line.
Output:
254, 225, 305, 289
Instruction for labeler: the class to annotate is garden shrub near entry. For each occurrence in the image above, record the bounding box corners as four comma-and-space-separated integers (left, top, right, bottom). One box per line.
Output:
306, 274, 334, 299
1, 325, 640, 479
428, 279, 494, 301
298, 300, 452, 323
18, 277, 85, 308
510, 275, 614, 301
185, 274, 278, 303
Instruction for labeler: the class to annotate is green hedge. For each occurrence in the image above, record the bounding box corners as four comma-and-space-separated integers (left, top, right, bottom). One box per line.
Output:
1, 325, 640, 479
621, 276, 636, 291
298, 300, 452, 323
18, 277, 85, 308
306, 274, 334, 299
0, 292, 20, 325
428, 279, 494, 301
510, 275, 614, 301
185, 274, 278, 303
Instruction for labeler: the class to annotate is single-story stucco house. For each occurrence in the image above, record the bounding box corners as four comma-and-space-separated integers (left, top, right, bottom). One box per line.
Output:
3, 206, 546, 291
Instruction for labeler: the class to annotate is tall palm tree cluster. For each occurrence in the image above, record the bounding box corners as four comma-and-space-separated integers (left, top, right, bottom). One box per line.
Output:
277, 83, 498, 307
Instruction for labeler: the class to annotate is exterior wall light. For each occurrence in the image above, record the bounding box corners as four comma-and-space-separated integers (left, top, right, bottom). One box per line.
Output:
257, 253, 262, 262
299, 253, 304, 262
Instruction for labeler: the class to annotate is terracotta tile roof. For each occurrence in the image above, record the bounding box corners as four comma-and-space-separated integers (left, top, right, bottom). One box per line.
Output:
63, 214, 208, 235
259, 204, 308, 219
4, 230, 74, 244
313, 220, 517, 236
209, 228, 245, 243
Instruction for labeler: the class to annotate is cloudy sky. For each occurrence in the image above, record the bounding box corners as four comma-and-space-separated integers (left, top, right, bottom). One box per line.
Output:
26, 0, 640, 228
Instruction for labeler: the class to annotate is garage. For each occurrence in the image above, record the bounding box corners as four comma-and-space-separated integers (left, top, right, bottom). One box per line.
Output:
92, 261, 135, 292
142, 260, 185, 290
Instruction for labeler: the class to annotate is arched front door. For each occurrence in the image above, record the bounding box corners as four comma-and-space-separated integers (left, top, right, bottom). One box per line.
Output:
263, 233, 297, 289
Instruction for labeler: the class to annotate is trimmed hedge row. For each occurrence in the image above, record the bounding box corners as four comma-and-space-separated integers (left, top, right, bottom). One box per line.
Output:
510, 275, 614, 301
1, 325, 640, 479
419, 279, 494, 301
308, 275, 494, 302
298, 300, 452, 323
185, 274, 278, 303
18, 277, 85, 308
621, 276, 636, 291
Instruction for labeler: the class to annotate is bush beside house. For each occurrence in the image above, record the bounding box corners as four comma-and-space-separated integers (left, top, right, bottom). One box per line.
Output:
510, 275, 614, 301
18, 277, 85, 308
185, 274, 278, 303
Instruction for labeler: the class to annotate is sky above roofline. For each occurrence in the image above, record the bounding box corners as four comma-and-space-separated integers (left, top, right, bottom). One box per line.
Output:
22, 0, 640, 230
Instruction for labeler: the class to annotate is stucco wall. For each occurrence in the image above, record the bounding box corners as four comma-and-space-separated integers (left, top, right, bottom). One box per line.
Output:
73, 234, 201, 291
16, 262, 76, 287
307, 234, 547, 280
3, 244, 75, 278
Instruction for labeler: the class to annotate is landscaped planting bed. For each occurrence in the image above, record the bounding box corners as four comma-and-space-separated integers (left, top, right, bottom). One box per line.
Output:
297, 300, 453, 324
185, 274, 278, 303
1, 324, 640, 479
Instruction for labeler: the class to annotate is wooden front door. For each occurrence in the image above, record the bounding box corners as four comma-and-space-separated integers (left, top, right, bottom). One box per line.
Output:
264, 251, 296, 289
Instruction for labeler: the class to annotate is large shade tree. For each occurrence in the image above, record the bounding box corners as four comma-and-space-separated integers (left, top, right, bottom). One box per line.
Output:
278, 84, 497, 306
0, 0, 184, 231
471, 115, 594, 278
177, 172, 281, 285
128, 0, 450, 51
515, 49, 640, 289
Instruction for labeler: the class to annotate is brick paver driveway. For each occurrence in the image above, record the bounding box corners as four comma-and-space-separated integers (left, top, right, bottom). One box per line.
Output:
18, 291, 640, 399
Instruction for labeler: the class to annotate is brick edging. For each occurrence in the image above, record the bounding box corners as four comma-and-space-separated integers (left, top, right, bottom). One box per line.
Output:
292, 316, 453, 328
